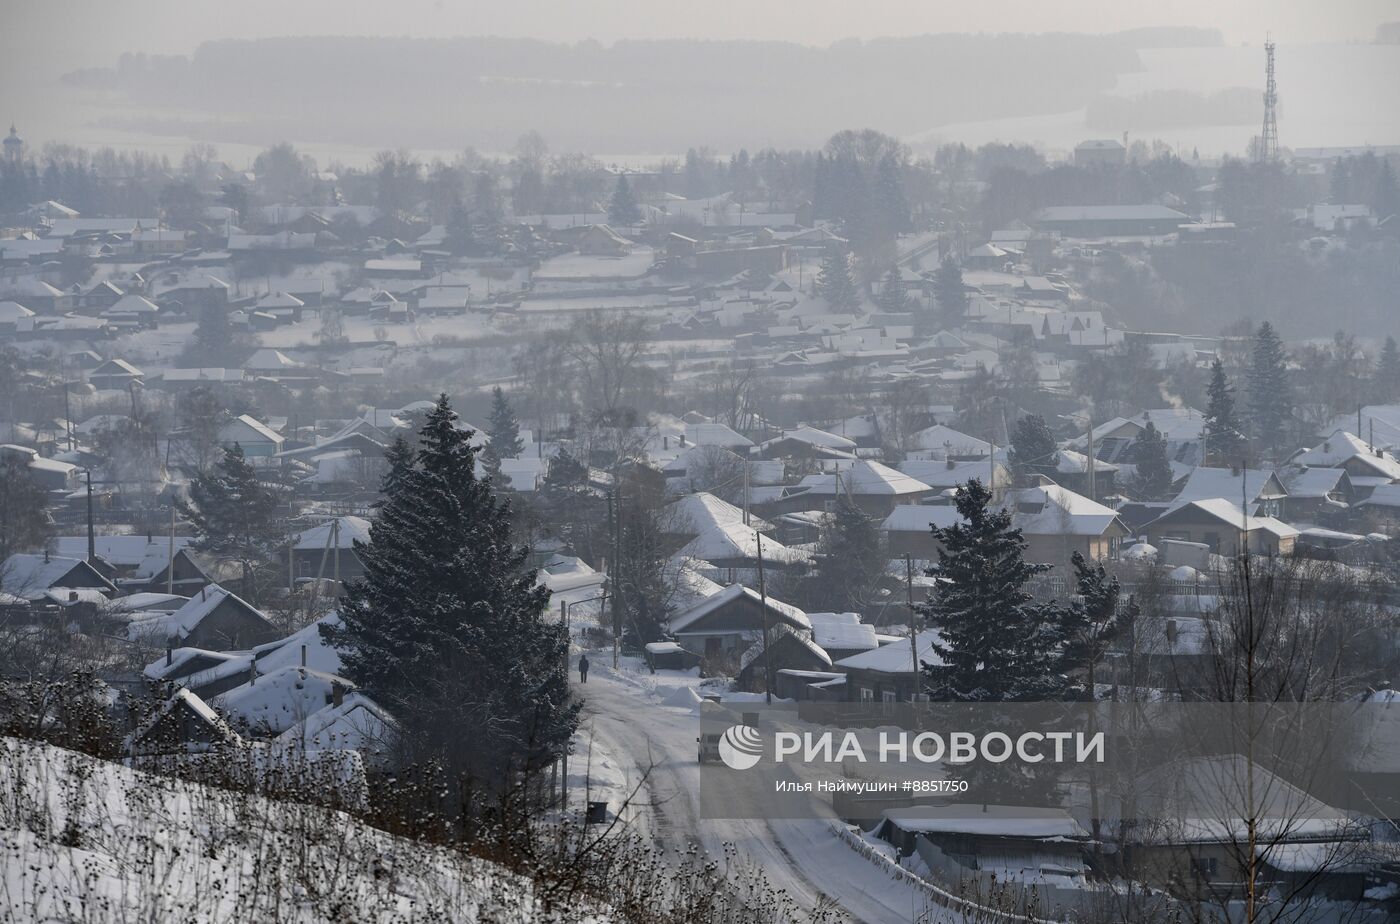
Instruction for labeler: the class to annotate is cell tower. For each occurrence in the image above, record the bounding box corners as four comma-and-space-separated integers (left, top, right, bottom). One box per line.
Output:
1259, 37, 1279, 162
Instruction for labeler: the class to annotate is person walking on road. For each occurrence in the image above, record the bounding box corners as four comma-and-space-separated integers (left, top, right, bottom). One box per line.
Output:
578, 653, 590, 683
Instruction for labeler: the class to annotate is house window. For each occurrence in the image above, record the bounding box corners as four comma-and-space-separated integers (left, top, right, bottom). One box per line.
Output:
881, 690, 897, 704
1192, 856, 1218, 877
1203, 532, 1221, 552
298, 560, 312, 577
859, 687, 874, 703
705, 637, 721, 657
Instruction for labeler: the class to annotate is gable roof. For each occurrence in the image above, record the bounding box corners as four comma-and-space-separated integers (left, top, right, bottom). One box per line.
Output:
221, 414, 284, 445
673, 521, 810, 566
795, 460, 930, 497
1168, 467, 1286, 514
738, 622, 831, 671
293, 516, 372, 550
1150, 499, 1300, 539
662, 492, 773, 534
128, 584, 273, 643
669, 582, 809, 634
834, 629, 944, 673
1, 554, 115, 599
759, 425, 857, 453
910, 424, 992, 456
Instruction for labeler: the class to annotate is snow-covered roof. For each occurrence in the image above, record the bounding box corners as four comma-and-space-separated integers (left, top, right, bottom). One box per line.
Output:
214, 665, 349, 735
909, 424, 992, 456
759, 425, 857, 453
256, 291, 306, 309
243, 349, 304, 371
884, 804, 1088, 839
1278, 466, 1347, 499
1, 554, 111, 599
1167, 466, 1285, 514
1054, 449, 1119, 475
683, 421, 753, 448
897, 459, 1010, 491
673, 521, 810, 566
49, 536, 193, 578
1153, 499, 1300, 539
795, 460, 930, 497
128, 584, 270, 644
833, 629, 943, 673
738, 622, 830, 671
669, 582, 809, 634
662, 492, 773, 534
806, 612, 879, 653
881, 484, 1122, 538
220, 414, 284, 445
276, 691, 395, 756
293, 516, 372, 550
1292, 429, 1375, 467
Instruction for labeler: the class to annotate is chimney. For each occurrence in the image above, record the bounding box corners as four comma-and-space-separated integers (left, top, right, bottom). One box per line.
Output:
946, 457, 955, 470
680, 433, 687, 447
68, 590, 78, 602
1229, 464, 1240, 477
166, 645, 173, 666
1166, 619, 1178, 647
300, 644, 307, 667
332, 681, 344, 707
663, 436, 669, 450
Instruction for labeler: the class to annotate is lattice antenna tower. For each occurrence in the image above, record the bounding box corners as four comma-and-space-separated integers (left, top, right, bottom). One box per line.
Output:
1259, 37, 1279, 162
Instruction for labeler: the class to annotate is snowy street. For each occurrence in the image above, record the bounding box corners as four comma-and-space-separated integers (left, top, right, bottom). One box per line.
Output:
572, 658, 946, 924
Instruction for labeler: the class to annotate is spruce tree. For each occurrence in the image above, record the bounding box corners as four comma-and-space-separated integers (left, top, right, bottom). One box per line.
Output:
1007, 414, 1058, 484
876, 265, 911, 314
1204, 358, 1244, 465
1376, 336, 1400, 403
1130, 421, 1173, 500
607, 174, 642, 226
919, 479, 1065, 702
480, 386, 525, 485
919, 479, 1068, 800
379, 435, 415, 503
323, 395, 576, 795
805, 494, 884, 614
816, 246, 860, 311
933, 257, 968, 327
610, 466, 671, 646
1247, 321, 1293, 458
181, 443, 280, 564
0, 455, 53, 562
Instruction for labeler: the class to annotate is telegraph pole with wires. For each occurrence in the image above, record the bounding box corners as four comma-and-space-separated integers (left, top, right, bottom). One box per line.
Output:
756, 531, 773, 705
1259, 37, 1279, 163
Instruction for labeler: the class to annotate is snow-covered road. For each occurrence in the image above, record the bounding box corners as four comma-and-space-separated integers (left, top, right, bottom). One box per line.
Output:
572, 660, 944, 924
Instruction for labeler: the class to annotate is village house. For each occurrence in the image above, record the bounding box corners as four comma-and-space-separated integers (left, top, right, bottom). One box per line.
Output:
218, 414, 285, 457
832, 630, 942, 704
0, 553, 117, 602
1145, 499, 1299, 557
127, 584, 278, 650
87, 357, 145, 390
882, 483, 1128, 567
668, 583, 810, 664
762, 460, 932, 518
290, 516, 371, 584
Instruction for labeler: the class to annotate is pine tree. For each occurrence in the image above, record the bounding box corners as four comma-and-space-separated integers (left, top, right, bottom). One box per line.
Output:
1007, 414, 1058, 484
1130, 422, 1174, 500
816, 246, 859, 311
323, 395, 576, 796
876, 265, 910, 314
607, 174, 642, 226
480, 386, 525, 485
1248, 322, 1293, 458
0, 455, 52, 562
1205, 358, 1244, 465
919, 479, 1065, 702
379, 435, 415, 503
1376, 336, 1400, 403
609, 467, 672, 646
181, 443, 280, 560
919, 479, 1068, 800
804, 494, 884, 614
933, 257, 968, 326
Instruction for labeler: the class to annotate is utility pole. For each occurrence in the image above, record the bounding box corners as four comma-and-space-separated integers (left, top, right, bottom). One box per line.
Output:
85, 469, 95, 562
742, 461, 750, 527
756, 531, 773, 705
168, 503, 176, 596
904, 553, 920, 685
609, 491, 620, 669
1086, 417, 1096, 501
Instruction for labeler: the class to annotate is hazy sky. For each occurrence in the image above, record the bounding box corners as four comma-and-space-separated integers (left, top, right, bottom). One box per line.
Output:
3, 0, 1393, 81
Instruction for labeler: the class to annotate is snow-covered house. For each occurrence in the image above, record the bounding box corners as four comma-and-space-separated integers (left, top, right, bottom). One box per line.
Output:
290, 516, 371, 584
882, 484, 1127, 566
127, 584, 277, 650
832, 630, 944, 704
218, 414, 285, 457
757, 426, 858, 461
1145, 499, 1299, 558
0, 553, 116, 602
668, 583, 810, 662
87, 357, 145, 390
767, 460, 932, 517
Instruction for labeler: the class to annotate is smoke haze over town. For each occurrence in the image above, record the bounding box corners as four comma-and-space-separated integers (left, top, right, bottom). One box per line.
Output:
3, 3, 1400, 923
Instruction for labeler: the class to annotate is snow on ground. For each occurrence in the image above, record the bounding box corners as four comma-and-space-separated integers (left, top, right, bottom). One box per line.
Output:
574, 657, 946, 924
0, 736, 610, 923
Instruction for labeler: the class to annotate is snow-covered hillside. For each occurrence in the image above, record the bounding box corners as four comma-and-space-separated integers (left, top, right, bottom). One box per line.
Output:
0, 737, 609, 923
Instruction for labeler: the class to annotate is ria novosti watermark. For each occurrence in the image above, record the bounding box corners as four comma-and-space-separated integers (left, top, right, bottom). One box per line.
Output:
699, 701, 1400, 821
